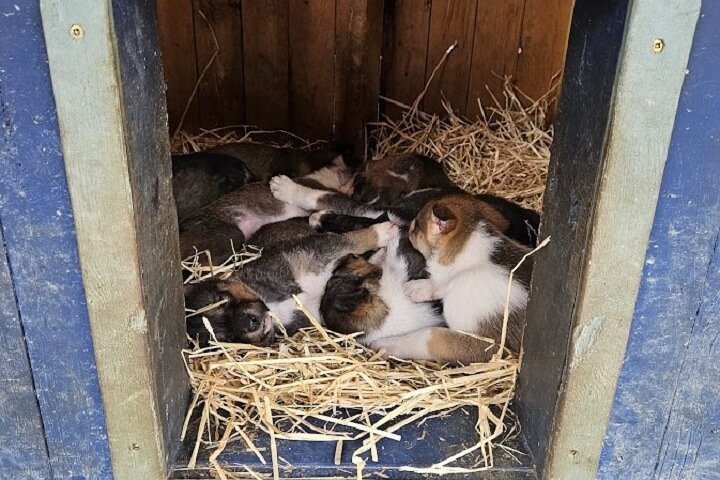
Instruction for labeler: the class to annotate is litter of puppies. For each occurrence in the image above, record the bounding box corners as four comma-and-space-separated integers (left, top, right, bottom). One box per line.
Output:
174, 78, 554, 477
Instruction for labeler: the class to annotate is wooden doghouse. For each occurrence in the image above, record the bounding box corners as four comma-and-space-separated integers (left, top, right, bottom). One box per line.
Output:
1, 1, 718, 479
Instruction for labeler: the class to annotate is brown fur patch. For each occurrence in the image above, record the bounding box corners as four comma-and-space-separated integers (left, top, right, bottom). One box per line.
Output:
343, 225, 380, 254
217, 280, 261, 301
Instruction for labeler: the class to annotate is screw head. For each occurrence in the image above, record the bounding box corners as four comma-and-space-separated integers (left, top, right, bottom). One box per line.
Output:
131, 443, 140, 451
70, 24, 84, 40
652, 38, 665, 53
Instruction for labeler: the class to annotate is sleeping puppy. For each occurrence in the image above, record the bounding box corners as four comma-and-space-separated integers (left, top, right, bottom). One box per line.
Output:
179, 160, 354, 262
185, 221, 400, 345
372, 194, 532, 364
320, 232, 443, 346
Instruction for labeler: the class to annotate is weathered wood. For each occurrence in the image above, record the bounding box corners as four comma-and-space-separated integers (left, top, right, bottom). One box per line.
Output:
242, 0, 290, 130
466, 0, 523, 117
515, 0, 575, 101
157, 0, 199, 132
334, 0, 384, 149
379, 0, 432, 117
0, 232, 51, 479
515, 0, 630, 476
0, 3, 113, 479
41, 0, 188, 478
194, 0, 245, 128
424, 0, 478, 115
289, 0, 336, 140
599, 1, 719, 477
542, 1, 701, 478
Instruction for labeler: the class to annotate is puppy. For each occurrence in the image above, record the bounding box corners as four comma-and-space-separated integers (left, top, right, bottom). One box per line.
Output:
371, 194, 533, 364
185, 222, 400, 343
320, 232, 443, 346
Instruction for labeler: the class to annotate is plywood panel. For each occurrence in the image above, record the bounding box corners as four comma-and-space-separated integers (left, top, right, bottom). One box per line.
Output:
157, 0, 198, 132
380, 0, 432, 117
242, 0, 290, 129
335, 0, 384, 149
515, 0, 575, 101
289, 0, 336, 139
466, 0, 523, 117
194, 0, 244, 128
424, 0, 479, 115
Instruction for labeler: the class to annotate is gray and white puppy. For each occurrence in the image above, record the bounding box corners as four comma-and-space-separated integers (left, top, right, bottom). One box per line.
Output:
179, 160, 354, 262
185, 221, 400, 342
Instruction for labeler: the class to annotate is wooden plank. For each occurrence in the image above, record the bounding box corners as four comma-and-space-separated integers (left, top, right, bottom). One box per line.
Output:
288, 0, 336, 140
194, 0, 245, 128
156, 0, 199, 132
1, 4, 114, 479
466, 0, 523, 117
599, 1, 718, 478
424, 0, 478, 115
515, 0, 575, 101
514, 0, 630, 476
242, 0, 290, 130
379, 0, 431, 117
541, 1, 701, 477
334, 0, 384, 149
41, 0, 188, 478
0, 232, 51, 479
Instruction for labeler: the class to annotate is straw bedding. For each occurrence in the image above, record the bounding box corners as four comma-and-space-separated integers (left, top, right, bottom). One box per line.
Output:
175, 69, 555, 477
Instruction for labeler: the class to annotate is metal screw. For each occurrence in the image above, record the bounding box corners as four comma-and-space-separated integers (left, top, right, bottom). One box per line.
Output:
131, 443, 140, 451
70, 24, 84, 40
652, 38, 665, 53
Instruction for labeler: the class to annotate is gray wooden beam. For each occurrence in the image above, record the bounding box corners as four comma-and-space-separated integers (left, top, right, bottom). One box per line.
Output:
40, 1, 188, 478
544, 1, 701, 478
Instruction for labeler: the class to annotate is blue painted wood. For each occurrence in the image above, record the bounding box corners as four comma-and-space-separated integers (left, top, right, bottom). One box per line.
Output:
0, 228, 51, 479
174, 409, 537, 479
0, 2, 113, 479
599, 1, 720, 478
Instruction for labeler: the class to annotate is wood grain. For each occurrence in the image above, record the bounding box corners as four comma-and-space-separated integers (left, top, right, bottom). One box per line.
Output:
242, 0, 290, 129
380, 0, 432, 117
157, 0, 199, 132
289, 0, 336, 140
334, 0, 384, 149
515, 0, 575, 101
466, 0, 523, 117
424, 0, 479, 115
194, 0, 245, 128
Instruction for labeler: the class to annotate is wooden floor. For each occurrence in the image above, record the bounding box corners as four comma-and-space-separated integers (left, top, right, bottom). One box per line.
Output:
172, 407, 537, 479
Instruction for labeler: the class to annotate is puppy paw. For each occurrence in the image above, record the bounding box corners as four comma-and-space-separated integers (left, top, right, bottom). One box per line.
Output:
373, 221, 400, 247
308, 210, 327, 229
269, 175, 301, 205
404, 279, 435, 302
370, 338, 404, 360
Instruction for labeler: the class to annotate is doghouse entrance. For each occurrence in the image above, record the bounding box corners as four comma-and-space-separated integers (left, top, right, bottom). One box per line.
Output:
156, 1, 575, 478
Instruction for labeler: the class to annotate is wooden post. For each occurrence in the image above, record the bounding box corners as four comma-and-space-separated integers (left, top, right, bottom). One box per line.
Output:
40, 1, 188, 479
518, 0, 703, 478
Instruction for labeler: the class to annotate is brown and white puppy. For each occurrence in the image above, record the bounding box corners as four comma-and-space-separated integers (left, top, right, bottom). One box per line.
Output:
185, 221, 400, 343
179, 161, 354, 262
184, 278, 273, 347
370, 194, 533, 364
320, 232, 443, 346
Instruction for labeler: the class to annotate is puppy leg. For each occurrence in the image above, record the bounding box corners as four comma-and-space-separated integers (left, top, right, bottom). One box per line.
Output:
371, 327, 497, 364
404, 279, 440, 302
343, 221, 400, 254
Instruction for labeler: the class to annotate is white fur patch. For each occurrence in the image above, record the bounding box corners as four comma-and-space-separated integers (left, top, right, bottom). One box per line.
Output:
370, 328, 434, 360
270, 175, 326, 210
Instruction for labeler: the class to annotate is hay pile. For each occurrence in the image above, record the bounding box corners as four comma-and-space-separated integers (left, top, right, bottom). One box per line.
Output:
182, 299, 519, 479
175, 47, 555, 478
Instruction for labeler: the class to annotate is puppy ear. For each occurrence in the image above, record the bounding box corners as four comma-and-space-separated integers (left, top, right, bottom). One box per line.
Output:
430, 203, 457, 235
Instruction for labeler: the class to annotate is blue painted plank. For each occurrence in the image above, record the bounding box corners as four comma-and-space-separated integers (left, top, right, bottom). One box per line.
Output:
175, 409, 537, 479
0, 2, 113, 479
0, 228, 51, 479
599, 1, 720, 478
